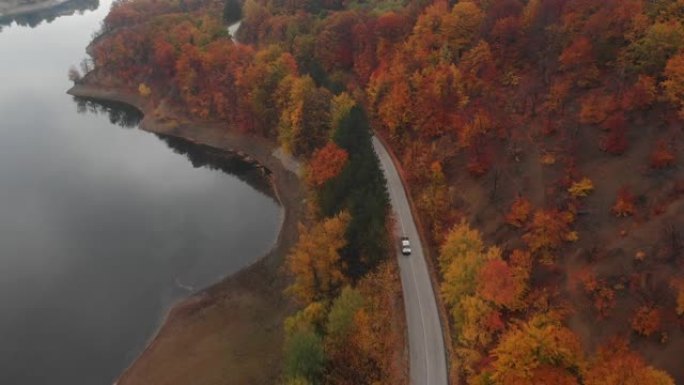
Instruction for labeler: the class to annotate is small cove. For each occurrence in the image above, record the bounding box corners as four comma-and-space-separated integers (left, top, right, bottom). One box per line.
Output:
0, 2, 281, 383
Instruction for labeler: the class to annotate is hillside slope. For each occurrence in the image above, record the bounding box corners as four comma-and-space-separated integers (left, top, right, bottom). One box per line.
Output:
80, 0, 684, 383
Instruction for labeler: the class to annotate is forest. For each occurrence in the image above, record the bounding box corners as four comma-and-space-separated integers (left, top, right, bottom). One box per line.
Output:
80, 0, 684, 384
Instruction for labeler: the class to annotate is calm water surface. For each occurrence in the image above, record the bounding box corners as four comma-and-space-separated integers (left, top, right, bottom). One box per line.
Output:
0, 2, 281, 383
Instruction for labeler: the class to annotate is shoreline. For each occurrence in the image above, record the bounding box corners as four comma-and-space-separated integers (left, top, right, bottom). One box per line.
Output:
67, 82, 304, 384
0, 0, 72, 18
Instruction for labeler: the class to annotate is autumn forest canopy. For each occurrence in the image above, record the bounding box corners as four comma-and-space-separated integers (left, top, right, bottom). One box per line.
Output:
83, 0, 684, 384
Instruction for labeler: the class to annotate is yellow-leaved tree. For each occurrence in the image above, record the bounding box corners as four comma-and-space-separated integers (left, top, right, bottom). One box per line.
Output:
138, 83, 152, 97
330, 92, 356, 131
277, 75, 332, 157
491, 314, 585, 385
441, 238, 498, 319
438, 219, 484, 272
568, 177, 594, 198
456, 295, 500, 348
439, 220, 503, 339
286, 211, 351, 304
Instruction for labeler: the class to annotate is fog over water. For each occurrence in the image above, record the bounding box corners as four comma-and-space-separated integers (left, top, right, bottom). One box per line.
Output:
0, 2, 280, 383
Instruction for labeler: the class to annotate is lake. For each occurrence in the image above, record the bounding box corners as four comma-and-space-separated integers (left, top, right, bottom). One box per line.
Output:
0, 1, 281, 383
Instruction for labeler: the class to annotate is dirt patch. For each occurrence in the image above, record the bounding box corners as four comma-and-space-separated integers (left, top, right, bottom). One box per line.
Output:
114, 257, 291, 385
68, 82, 304, 385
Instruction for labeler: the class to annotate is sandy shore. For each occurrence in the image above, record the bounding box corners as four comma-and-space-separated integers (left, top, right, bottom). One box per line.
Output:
67, 82, 304, 385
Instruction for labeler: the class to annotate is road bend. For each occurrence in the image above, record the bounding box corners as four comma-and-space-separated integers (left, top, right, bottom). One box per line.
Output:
372, 136, 448, 385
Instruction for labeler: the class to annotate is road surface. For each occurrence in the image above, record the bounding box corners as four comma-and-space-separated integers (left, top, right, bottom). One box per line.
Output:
372, 136, 448, 385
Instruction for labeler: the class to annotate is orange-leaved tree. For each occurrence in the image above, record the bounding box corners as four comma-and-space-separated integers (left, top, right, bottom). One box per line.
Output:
477, 258, 527, 310
417, 161, 451, 241
600, 112, 628, 155
506, 196, 532, 228
631, 305, 661, 337
324, 261, 405, 385
523, 210, 571, 261
579, 93, 616, 125
663, 53, 684, 118
672, 279, 684, 316
649, 140, 676, 169
307, 142, 349, 187
621, 75, 657, 111
612, 187, 636, 217
585, 339, 674, 385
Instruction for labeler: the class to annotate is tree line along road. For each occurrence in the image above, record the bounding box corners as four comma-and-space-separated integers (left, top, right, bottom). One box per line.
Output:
372, 136, 448, 385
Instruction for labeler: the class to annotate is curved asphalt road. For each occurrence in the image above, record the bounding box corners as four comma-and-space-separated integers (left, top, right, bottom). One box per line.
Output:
226, 17, 447, 384
372, 136, 448, 385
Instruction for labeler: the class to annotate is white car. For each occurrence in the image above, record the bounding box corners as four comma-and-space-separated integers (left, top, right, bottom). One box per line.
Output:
401, 236, 412, 255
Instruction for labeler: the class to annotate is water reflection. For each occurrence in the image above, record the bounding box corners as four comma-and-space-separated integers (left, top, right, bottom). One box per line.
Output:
72, 96, 277, 201
0, 0, 99, 29
0, 1, 281, 383
158, 135, 278, 202
73, 96, 144, 128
